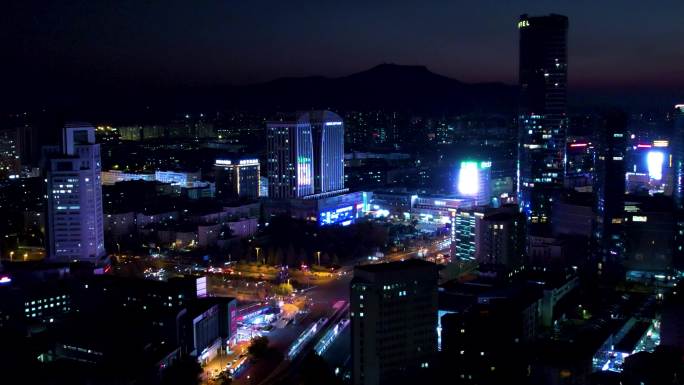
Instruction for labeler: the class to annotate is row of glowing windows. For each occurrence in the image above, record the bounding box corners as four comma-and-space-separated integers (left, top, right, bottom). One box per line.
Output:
56, 206, 80, 210
25, 295, 67, 307
25, 302, 67, 312
62, 345, 103, 356
382, 283, 405, 291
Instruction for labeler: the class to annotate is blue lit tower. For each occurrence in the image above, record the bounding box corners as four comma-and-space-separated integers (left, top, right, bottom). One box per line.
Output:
673, 104, 684, 208
47, 123, 106, 263
517, 14, 568, 233
305, 111, 345, 194
266, 111, 344, 199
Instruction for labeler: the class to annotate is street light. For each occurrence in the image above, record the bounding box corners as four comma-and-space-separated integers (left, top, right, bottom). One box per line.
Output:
316, 251, 321, 266
255, 247, 261, 264
9, 251, 14, 261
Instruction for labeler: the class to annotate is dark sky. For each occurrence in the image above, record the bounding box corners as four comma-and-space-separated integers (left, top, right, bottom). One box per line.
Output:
4, 0, 684, 92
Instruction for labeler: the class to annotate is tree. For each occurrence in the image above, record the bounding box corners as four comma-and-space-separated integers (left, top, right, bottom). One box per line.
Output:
275, 247, 284, 266
267, 247, 277, 265
247, 336, 270, 360
274, 282, 294, 296
286, 243, 298, 266
286, 244, 298, 267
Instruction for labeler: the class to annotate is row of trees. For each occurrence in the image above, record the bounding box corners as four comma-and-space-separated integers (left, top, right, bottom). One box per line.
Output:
258, 216, 389, 266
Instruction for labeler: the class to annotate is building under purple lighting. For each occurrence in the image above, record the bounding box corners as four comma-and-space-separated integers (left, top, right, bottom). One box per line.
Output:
47, 124, 106, 264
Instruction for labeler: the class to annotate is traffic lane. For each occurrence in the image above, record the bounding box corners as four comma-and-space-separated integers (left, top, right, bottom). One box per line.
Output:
322, 325, 351, 375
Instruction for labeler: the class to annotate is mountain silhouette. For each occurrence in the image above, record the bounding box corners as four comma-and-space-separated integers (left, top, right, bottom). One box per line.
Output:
228, 63, 517, 114
2, 64, 518, 119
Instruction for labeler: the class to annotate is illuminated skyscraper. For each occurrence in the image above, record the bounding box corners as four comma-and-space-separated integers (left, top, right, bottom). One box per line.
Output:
47, 123, 105, 263
266, 111, 344, 199
517, 14, 568, 232
673, 104, 684, 208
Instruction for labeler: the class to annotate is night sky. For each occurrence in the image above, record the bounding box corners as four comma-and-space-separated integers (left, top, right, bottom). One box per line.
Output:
4, 0, 684, 93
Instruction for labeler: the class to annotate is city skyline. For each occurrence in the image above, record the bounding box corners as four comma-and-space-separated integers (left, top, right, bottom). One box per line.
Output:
2, 4, 684, 385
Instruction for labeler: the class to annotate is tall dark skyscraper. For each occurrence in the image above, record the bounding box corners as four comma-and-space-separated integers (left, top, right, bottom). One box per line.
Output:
266, 111, 344, 199
351, 259, 438, 385
673, 104, 684, 208
594, 111, 628, 265
517, 14, 569, 233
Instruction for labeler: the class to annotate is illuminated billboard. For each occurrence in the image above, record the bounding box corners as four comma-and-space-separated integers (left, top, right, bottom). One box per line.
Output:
647, 151, 664, 180
319, 205, 356, 226
458, 161, 480, 196
297, 157, 312, 187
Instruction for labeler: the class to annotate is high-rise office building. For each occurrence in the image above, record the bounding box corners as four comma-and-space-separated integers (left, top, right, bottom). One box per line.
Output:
351, 259, 438, 385
517, 14, 569, 232
214, 158, 260, 200
0, 128, 21, 179
266, 111, 344, 199
673, 104, 684, 208
47, 123, 106, 263
565, 137, 594, 189
477, 211, 521, 267
451, 210, 481, 261
675, 105, 684, 271
451, 206, 522, 267
594, 111, 627, 265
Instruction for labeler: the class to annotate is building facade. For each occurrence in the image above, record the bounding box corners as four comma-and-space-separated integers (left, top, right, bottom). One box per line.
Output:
517, 14, 569, 231
266, 111, 344, 199
673, 104, 684, 208
594, 111, 628, 265
477, 211, 520, 267
214, 158, 260, 200
351, 260, 438, 385
452, 210, 481, 261
47, 124, 106, 263
0, 128, 21, 179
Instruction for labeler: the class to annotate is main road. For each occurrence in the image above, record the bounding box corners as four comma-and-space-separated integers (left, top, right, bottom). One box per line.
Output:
230, 236, 451, 385
231, 272, 352, 385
